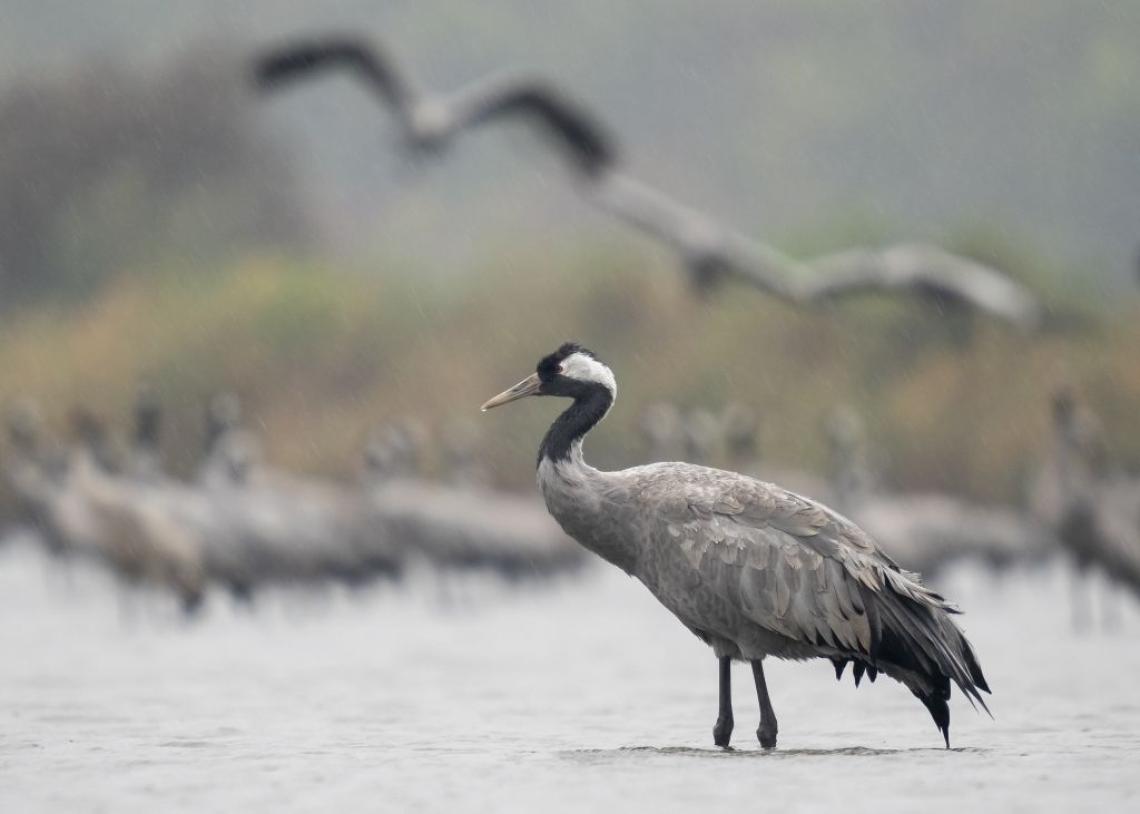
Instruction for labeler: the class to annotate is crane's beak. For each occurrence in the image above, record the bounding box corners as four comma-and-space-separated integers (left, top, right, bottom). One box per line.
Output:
481, 373, 542, 411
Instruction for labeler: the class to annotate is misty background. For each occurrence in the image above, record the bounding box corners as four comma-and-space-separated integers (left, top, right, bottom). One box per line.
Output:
3, 5, 1140, 811
0, 1, 1138, 498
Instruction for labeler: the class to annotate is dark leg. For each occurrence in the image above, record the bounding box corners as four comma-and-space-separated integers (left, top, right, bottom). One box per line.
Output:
712, 656, 734, 748
1070, 568, 1089, 632
751, 659, 778, 749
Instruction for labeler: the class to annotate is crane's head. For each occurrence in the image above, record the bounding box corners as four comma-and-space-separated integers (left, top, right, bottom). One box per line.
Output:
481, 342, 616, 411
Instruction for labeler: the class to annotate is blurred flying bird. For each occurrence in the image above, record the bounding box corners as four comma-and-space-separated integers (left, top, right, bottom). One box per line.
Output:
251, 36, 1041, 328
483, 342, 990, 748
591, 174, 1042, 327
253, 36, 615, 176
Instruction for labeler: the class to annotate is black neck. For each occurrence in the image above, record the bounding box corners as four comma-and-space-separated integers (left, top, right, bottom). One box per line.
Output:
538, 385, 613, 466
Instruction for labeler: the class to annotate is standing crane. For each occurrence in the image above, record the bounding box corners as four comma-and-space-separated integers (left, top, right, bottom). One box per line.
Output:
252, 35, 1042, 328
482, 342, 989, 748
1032, 388, 1140, 613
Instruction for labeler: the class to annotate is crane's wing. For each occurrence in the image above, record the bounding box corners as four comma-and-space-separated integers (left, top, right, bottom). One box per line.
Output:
797, 243, 1042, 329
443, 75, 618, 176
633, 465, 989, 719
252, 36, 416, 114
587, 176, 1039, 329
588, 174, 805, 301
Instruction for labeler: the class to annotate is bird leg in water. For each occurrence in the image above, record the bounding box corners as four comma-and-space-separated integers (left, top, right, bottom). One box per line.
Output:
713, 656, 734, 748
751, 660, 778, 749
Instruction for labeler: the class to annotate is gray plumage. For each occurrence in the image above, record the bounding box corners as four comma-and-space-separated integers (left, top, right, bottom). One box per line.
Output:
197, 397, 401, 586
366, 478, 585, 579
540, 454, 988, 735
483, 343, 990, 748
14, 411, 206, 612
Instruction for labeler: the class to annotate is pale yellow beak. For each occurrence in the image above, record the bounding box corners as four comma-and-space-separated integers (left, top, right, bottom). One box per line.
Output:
481, 372, 542, 411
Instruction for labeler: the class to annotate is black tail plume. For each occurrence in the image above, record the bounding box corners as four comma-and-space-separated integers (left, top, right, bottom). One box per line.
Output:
914, 689, 951, 748
832, 658, 847, 681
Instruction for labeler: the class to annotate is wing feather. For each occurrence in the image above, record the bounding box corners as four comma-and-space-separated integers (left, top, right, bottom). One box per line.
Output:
636, 464, 965, 669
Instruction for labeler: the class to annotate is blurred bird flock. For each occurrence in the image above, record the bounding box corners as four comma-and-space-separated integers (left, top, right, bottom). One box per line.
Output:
1, 6, 1139, 627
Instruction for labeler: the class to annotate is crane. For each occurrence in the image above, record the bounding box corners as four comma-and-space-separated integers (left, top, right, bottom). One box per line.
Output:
482, 342, 989, 748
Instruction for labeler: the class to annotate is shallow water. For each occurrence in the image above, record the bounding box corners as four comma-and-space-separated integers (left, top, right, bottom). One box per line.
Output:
2, 533, 1138, 812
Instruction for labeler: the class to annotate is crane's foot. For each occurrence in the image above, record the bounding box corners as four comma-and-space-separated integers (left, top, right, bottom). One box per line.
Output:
713, 714, 734, 748
757, 720, 777, 749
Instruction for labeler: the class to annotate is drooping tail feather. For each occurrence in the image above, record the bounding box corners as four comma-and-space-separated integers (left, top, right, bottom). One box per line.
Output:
855, 582, 991, 747
914, 688, 951, 748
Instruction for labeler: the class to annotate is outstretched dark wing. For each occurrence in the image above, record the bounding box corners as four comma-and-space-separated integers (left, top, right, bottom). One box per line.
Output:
445, 75, 618, 176
252, 36, 416, 114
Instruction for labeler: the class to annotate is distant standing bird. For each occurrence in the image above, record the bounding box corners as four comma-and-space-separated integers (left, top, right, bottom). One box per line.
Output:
722, 402, 832, 500
198, 392, 261, 487
1033, 388, 1140, 614
129, 383, 164, 482
482, 343, 989, 748
826, 408, 1045, 577
638, 402, 686, 463
251, 36, 1041, 328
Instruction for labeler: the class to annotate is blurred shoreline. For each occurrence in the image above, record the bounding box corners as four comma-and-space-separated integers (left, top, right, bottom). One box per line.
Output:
2, 249, 1137, 509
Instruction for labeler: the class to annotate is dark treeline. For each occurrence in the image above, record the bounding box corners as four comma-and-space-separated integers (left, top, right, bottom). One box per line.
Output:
0, 44, 312, 306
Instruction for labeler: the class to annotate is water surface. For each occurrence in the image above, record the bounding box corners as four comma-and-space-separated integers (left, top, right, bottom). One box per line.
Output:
2, 535, 1138, 812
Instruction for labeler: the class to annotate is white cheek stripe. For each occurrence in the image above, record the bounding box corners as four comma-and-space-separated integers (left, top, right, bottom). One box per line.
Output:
561, 353, 617, 397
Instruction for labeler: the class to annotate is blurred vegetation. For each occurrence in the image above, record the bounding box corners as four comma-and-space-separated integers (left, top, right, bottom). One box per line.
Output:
0, 18, 1136, 516
0, 45, 312, 306
2, 247, 1137, 509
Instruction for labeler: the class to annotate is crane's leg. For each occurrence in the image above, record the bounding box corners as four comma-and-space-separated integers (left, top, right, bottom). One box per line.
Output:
751, 659, 778, 749
1069, 567, 1090, 632
713, 656, 734, 748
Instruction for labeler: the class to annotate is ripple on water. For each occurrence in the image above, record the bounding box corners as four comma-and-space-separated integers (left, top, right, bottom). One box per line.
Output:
561, 744, 988, 763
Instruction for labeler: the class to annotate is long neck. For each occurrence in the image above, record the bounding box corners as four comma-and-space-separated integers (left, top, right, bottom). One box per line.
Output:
1056, 417, 1093, 505
134, 411, 160, 453
537, 385, 613, 467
